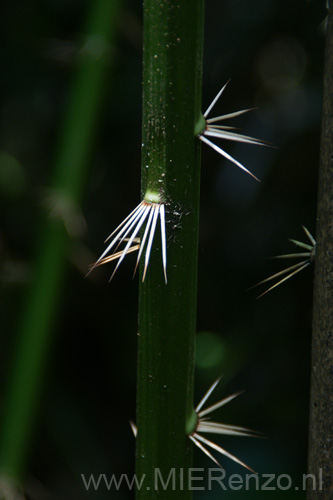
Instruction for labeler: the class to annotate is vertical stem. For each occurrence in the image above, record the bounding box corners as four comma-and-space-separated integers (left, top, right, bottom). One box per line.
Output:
0, 0, 119, 481
136, 0, 204, 498
307, 3, 333, 498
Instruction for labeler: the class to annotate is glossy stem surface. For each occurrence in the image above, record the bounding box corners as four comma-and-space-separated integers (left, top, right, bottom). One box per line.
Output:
136, 0, 204, 498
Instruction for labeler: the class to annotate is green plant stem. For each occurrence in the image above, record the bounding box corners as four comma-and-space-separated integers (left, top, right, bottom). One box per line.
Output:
136, 1, 204, 498
307, 2, 333, 498
0, 0, 119, 481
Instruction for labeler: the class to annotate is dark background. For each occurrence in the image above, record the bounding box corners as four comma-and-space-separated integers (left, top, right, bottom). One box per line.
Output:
0, 0, 327, 498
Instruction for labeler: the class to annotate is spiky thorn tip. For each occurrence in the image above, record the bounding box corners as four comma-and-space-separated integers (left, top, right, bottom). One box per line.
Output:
198, 81, 270, 182
251, 225, 316, 298
89, 198, 167, 284
129, 377, 260, 472
189, 377, 261, 472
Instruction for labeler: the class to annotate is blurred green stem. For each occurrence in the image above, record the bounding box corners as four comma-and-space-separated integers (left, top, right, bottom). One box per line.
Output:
136, 1, 204, 499
0, 0, 119, 481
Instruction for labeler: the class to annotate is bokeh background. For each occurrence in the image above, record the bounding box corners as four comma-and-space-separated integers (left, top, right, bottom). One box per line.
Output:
0, 0, 327, 498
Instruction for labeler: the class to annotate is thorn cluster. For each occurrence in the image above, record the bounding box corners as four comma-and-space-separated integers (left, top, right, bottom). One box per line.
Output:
90, 200, 167, 283
189, 377, 261, 471
252, 225, 316, 298
130, 377, 260, 472
199, 81, 268, 182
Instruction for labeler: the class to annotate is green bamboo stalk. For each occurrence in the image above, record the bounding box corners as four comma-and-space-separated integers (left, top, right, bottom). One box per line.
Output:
0, 0, 119, 481
136, 1, 204, 498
